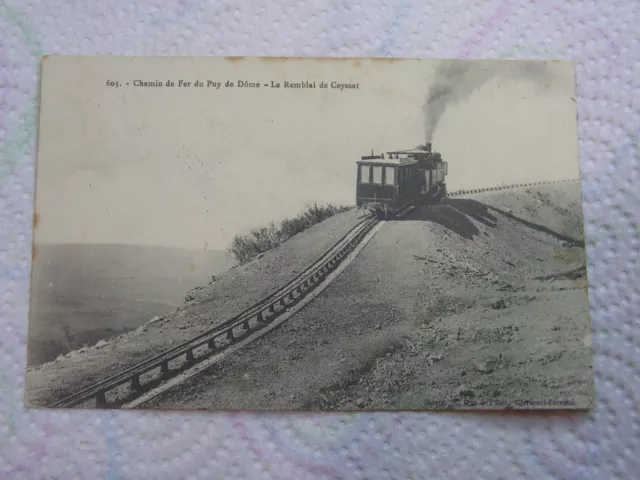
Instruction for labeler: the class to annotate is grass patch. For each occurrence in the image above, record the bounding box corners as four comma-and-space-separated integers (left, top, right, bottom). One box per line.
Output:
228, 203, 353, 264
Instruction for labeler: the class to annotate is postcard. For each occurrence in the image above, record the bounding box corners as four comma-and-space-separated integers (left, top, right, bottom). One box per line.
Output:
25, 55, 595, 411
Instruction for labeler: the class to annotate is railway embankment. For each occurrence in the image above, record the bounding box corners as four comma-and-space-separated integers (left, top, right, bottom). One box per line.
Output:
143, 182, 595, 411
25, 208, 366, 407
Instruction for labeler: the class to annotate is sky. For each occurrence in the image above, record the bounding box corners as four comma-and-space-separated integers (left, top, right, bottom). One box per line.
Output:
33, 56, 580, 250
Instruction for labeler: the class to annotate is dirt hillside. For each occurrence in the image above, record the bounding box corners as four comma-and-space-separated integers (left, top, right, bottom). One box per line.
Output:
25, 208, 366, 407
144, 182, 595, 411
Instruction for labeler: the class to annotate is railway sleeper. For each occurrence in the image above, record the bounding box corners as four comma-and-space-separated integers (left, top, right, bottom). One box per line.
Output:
233, 325, 252, 342
284, 292, 298, 306
264, 308, 278, 322
305, 276, 316, 289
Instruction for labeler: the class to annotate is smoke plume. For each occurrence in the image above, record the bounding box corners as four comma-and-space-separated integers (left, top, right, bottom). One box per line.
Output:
423, 59, 555, 142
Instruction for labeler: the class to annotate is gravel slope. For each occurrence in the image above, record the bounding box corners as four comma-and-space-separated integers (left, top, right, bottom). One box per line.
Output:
25, 208, 366, 407
145, 182, 595, 411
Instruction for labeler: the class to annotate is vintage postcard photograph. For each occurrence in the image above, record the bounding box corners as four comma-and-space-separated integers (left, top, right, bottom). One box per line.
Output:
25, 55, 595, 411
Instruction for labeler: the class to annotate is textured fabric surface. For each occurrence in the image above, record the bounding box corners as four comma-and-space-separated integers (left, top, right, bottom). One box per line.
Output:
1, 1, 638, 479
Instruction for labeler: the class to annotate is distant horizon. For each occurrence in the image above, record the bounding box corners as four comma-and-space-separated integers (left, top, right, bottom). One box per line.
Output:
32, 180, 582, 250
32, 202, 356, 251
27, 238, 238, 366
33, 240, 232, 251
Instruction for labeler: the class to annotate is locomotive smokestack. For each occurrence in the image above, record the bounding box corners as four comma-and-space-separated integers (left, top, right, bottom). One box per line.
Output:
415, 143, 432, 152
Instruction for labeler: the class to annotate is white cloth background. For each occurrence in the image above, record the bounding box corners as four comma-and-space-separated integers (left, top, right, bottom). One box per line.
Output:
1, 1, 638, 479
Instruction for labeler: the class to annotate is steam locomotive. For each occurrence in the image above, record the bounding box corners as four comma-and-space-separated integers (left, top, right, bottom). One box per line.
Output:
356, 143, 448, 219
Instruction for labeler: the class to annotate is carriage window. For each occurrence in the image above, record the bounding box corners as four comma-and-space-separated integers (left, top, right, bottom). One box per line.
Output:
360, 165, 370, 183
384, 166, 396, 185
372, 166, 383, 184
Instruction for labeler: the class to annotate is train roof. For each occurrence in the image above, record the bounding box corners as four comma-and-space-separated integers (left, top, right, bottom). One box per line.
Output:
387, 149, 430, 155
357, 156, 418, 166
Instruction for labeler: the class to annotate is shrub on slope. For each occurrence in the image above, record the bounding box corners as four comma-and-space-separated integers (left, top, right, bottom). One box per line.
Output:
228, 203, 352, 264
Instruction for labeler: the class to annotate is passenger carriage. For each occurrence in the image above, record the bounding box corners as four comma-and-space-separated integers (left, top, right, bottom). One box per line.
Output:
356, 144, 448, 219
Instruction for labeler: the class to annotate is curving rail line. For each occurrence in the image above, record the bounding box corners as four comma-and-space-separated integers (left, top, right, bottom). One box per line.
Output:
48, 215, 380, 409
47, 178, 579, 409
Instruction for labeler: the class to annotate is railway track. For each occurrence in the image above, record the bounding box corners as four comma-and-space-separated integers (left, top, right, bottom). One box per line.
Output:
47, 178, 578, 409
48, 215, 382, 409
